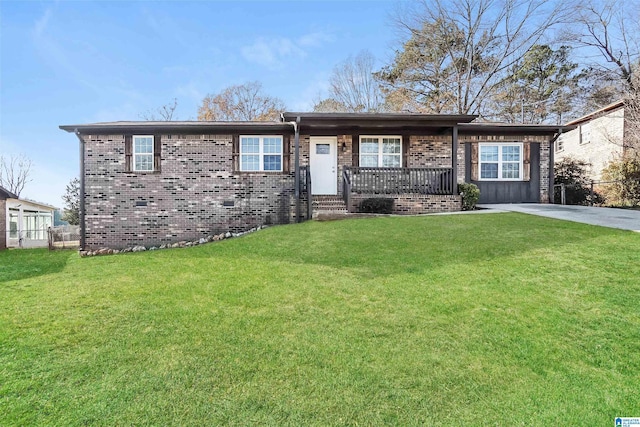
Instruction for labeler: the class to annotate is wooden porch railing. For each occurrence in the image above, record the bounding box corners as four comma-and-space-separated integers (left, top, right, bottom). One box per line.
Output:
343, 166, 455, 195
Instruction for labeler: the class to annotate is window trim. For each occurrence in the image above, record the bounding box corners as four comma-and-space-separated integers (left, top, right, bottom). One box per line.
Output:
239, 135, 284, 172
359, 135, 403, 168
478, 142, 524, 181
579, 125, 590, 145
132, 135, 155, 172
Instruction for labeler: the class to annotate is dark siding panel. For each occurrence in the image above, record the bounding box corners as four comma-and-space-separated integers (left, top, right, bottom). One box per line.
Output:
124, 135, 132, 172
154, 134, 162, 172
402, 134, 410, 167
232, 135, 239, 172
465, 143, 471, 182
472, 142, 541, 203
352, 134, 359, 166
283, 135, 291, 173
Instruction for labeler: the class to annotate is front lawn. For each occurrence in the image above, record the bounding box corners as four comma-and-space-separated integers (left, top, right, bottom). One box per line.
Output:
1, 213, 639, 425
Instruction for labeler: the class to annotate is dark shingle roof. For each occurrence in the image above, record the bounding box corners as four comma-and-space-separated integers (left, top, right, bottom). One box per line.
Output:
0, 186, 18, 200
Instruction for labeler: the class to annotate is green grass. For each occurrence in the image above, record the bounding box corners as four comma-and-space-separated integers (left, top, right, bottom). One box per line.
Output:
1, 213, 639, 426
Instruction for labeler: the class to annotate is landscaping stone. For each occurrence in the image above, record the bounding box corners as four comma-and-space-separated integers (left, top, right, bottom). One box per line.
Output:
79, 224, 266, 257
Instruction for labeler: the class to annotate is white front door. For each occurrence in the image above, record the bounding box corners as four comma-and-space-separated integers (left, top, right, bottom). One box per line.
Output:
310, 137, 338, 195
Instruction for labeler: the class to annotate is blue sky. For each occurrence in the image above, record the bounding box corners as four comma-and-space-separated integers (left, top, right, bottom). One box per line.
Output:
0, 0, 401, 207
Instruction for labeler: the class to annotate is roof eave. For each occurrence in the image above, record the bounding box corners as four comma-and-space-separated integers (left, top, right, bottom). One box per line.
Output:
281, 111, 478, 124
60, 122, 293, 134
459, 123, 576, 134
565, 100, 625, 126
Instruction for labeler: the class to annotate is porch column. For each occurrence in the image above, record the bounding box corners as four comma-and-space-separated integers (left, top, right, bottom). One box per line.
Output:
294, 116, 301, 222
452, 125, 458, 194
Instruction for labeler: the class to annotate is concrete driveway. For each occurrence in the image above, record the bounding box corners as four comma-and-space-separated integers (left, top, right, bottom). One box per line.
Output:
478, 204, 640, 232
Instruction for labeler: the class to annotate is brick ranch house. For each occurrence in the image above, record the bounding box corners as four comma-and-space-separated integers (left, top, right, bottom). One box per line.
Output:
60, 113, 572, 250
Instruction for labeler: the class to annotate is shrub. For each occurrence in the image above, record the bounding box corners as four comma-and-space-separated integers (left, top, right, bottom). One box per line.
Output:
554, 158, 602, 205
458, 183, 480, 210
600, 157, 640, 207
358, 198, 394, 214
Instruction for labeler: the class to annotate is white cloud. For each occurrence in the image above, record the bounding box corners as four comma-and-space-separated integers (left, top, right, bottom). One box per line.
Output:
241, 37, 305, 69
241, 30, 334, 70
289, 73, 331, 111
32, 7, 52, 38
93, 103, 141, 122
175, 81, 205, 104
297, 31, 335, 47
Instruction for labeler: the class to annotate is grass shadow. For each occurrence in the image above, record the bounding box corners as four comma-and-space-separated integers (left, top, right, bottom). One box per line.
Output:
178, 212, 626, 278
0, 248, 75, 283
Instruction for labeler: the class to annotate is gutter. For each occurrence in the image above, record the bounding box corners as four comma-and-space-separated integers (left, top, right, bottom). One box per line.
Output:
73, 129, 86, 251
550, 127, 563, 144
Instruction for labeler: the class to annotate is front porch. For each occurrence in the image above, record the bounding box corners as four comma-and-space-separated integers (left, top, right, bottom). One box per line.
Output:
301, 165, 462, 218
284, 112, 472, 221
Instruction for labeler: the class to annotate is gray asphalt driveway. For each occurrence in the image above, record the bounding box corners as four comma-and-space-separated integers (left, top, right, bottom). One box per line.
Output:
478, 204, 640, 232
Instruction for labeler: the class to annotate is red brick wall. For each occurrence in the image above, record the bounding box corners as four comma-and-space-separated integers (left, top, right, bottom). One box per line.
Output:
349, 194, 461, 215
83, 134, 307, 249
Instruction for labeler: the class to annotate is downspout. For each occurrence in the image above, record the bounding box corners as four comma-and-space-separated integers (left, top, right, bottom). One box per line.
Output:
282, 115, 301, 222
74, 129, 86, 250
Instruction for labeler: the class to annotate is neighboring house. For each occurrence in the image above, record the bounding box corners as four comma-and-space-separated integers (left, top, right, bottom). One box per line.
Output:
1, 187, 55, 249
60, 113, 571, 250
555, 101, 627, 181
0, 186, 18, 250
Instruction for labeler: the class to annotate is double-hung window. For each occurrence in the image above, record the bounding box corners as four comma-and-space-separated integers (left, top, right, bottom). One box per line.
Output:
133, 135, 154, 172
360, 136, 402, 167
240, 135, 283, 172
479, 143, 523, 180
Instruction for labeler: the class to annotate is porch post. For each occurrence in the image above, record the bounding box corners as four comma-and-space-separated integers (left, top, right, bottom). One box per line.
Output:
294, 116, 301, 222
452, 125, 459, 194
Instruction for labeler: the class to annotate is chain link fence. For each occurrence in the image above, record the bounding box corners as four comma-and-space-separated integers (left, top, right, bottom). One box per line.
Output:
48, 225, 81, 250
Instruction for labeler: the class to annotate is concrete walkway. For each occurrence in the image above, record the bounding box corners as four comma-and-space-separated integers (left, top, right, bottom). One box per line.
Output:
478, 204, 640, 232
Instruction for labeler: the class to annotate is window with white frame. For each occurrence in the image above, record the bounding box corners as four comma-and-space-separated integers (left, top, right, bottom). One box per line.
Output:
479, 143, 523, 180
579, 125, 590, 145
133, 135, 154, 171
240, 135, 283, 172
360, 136, 402, 167
555, 136, 564, 152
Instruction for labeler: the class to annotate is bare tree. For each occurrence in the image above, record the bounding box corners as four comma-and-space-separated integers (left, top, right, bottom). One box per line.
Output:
623, 73, 640, 153
377, 0, 570, 115
313, 98, 349, 113
570, 0, 640, 92
139, 98, 178, 121
326, 50, 386, 112
0, 154, 32, 197
198, 81, 285, 121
